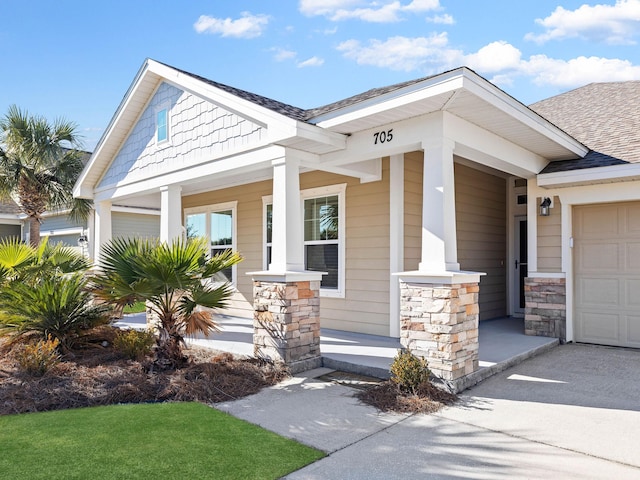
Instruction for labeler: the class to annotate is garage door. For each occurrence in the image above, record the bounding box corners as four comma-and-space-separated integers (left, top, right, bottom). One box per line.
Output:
574, 202, 640, 348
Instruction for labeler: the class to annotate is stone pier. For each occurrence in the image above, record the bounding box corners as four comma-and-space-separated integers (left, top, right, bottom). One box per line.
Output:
524, 276, 566, 341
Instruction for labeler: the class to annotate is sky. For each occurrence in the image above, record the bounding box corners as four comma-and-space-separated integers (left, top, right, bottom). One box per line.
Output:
2, 0, 640, 151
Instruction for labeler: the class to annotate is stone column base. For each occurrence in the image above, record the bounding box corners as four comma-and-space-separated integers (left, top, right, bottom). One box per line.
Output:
397, 271, 483, 393
251, 272, 323, 374
524, 276, 566, 341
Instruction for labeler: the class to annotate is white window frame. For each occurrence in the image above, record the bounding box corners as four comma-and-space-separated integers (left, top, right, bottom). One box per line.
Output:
184, 201, 238, 286
263, 183, 346, 298
155, 103, 170, 146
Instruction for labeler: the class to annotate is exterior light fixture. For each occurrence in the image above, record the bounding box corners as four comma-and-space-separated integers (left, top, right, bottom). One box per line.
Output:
540, 197, 552, 217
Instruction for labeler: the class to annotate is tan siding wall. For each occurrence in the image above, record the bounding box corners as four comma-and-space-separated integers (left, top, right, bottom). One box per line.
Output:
537, 195, 562, 272
455, 163, 507, 320
112, 212, 160, 240
181, 162, 392, 336
301, 160, 391, 336
404, 151, 423, 271
182, 180, 272, 318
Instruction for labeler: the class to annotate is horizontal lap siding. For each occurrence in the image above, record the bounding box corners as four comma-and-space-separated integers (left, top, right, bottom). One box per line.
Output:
112, 212, 160, 240
404, 151, 423, 271
301, 162, 391, 336
537, 196, 562, 272
182, 180, 272, 318
455, 163, 507, 320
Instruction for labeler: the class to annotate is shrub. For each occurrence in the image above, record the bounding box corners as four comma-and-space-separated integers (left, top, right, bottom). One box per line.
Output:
114, 328, 155, 360
390, 349, 431, 394
14, 336, 60, 376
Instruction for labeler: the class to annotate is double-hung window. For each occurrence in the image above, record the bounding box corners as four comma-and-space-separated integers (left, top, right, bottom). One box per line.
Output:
185, 202, 237, 284
263, 184, 345, 297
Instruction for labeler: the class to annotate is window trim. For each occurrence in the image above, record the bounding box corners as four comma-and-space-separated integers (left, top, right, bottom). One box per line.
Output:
184, 201, 238, 286
155, 104, 170, 146
263, 183, 346, 298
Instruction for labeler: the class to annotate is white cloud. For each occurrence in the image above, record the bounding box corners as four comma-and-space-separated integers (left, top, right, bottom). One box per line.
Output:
337, 34, 454, 71
427, 14, 454, 25
299, 0, 440, 23
525, 0, 640, 45
194, 12, 270, 38
272, 48, 297, 62
297, 56, 325, 68
522, 55, 640, 86
463, 41, 522, 73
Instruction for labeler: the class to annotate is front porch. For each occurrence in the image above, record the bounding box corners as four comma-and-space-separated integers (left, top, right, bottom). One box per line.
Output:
118, 314, 558, 391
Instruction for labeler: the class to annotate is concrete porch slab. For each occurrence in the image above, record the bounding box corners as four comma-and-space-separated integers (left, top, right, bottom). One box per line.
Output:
116, 314, 558, 390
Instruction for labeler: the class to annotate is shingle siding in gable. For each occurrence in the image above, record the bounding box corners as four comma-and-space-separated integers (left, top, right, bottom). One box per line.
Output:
98, 82, 265, 189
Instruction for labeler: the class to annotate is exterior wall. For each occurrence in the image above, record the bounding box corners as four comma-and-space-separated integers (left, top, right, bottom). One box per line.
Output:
182, 180, 271, 319
99, 82, 265, 189
182, 162, 392, 336
454, 163, 507, 320
537, 195, 562, 273
41, 214, 83, 232
404, 151, 423, 272
112, 212, 160, 240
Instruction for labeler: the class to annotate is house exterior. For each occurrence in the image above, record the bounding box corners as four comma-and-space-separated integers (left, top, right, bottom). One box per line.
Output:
74, 59, 638, 390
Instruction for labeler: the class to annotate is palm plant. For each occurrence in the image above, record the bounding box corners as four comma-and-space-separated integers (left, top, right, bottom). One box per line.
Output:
90, 237, 242, 369
0, 105, 91, 247
0, 237, 109, 349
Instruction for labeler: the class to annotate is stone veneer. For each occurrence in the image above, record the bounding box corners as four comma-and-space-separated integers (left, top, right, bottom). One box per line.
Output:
253, 280, 322, 373
524, 277, 566, 341
399, 281, 480, 386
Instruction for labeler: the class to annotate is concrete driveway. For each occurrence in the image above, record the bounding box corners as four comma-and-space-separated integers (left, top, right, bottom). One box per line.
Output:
218, 344, 640, 479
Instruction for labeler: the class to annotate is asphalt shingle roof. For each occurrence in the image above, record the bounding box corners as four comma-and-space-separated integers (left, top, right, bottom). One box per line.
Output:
530, 81, 640, 173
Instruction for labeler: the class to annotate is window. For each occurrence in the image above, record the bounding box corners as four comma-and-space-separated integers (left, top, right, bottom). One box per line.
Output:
156, 107, 168, 143
263, 184, 345, 297
185, 202, 237, 284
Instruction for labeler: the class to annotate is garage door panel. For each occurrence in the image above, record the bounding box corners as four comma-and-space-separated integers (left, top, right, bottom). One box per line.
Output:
578, 206, 619, 236
574, 202, 640, 348
579, 243, 620, 271
627, 316, 640, 346
577, 277, 619, 306
578, 312, 620, 343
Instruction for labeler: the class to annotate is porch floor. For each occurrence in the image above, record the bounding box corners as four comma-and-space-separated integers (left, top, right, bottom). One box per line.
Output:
117, 314, 558, 383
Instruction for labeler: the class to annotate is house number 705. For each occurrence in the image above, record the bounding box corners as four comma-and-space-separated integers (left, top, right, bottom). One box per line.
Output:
373, 129, 393, 144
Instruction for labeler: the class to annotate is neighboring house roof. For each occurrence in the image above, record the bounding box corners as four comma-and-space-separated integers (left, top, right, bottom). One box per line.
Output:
0, 199, 21, 215
530, 81, 640, 173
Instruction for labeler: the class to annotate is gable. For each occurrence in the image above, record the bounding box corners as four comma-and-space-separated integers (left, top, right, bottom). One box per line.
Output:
98, 82, 265, 189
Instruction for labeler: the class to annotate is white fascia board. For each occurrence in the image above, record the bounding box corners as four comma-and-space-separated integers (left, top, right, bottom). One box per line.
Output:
312, 70, 465, 129
538, 163, 640, 188
461, 71, 588, 157
0, 215, 23, 224
444, 113, 547, 176
40, 227, 84, 237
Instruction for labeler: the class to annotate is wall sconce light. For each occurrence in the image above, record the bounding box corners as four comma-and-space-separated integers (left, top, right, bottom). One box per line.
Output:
77, 235, 88, 247
540, 197, 552, 217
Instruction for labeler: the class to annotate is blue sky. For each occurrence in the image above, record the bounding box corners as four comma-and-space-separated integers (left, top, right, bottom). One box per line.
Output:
2, 0, 640, 151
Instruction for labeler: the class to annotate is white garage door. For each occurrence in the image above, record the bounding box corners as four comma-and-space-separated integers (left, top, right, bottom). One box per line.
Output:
574, 202, 640, 348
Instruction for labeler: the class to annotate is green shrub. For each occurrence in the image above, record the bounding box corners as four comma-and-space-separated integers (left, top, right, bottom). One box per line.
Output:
390, 349, 431, 394
114, 328, 155, 360
14, 336, 60, 376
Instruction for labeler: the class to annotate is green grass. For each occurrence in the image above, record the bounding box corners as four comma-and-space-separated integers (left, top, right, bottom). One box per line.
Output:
0, 402, 324, 480
122, 301, 146, 314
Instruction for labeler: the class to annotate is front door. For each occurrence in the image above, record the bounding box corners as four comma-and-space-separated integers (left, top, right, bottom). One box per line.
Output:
513, 216, 528, 316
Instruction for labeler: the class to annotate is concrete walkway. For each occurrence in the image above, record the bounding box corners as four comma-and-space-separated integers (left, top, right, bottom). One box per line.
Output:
217, 344, 640, 479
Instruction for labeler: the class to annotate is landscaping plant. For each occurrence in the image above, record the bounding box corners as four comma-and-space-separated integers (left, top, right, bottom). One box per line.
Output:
113, 328, 155, 360
390, 349, 431, 395
13, 336, 60, 376
90, 237, 242, 369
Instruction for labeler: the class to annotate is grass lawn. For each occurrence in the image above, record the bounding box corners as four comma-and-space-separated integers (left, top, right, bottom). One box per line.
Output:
0, 402, 324, 480
122, 301, 147, 314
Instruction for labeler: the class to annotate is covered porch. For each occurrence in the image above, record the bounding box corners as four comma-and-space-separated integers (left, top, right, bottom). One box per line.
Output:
118, 314, 558, 390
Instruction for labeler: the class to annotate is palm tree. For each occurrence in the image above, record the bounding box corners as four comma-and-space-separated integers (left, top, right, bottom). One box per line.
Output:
89, 237, 242, 369
0, 105, 90, 247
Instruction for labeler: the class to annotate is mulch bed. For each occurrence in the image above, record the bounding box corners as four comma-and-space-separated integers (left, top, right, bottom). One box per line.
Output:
0, 327, 288, 416
357, 379, 458, 414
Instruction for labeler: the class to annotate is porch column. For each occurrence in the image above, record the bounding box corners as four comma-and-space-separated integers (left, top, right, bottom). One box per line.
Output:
395, 139, 483, 392
249, 153, 323, 374
269, 156, 304, 272
160, 185, 183, 245
93, 200, 112, 264
420, 138, 460, 272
